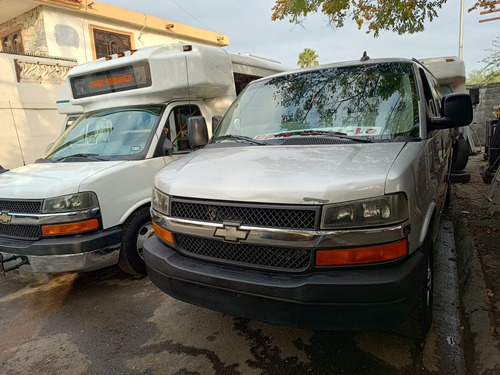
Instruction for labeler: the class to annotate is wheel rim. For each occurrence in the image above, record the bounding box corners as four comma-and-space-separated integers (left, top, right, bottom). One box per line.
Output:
136, 221, 155, 260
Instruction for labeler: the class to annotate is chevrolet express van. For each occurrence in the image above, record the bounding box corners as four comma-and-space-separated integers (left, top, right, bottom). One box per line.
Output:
144, 57, 473, 337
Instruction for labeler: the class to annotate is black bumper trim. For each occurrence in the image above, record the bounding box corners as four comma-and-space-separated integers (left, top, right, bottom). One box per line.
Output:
0, 227, 123, 256
144, 236, 425, 331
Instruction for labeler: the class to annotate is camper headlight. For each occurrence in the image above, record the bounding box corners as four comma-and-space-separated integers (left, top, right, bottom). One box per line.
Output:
152, 187, 170, 215
42, 192, 99, 213
321, 193, 408, 229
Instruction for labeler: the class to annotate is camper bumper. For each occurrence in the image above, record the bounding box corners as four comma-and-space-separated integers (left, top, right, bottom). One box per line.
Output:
0, 227, 122, 274
144, 235, 426, 331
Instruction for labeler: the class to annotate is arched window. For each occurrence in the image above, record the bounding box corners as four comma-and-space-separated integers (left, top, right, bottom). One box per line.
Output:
0, 27, 24, 54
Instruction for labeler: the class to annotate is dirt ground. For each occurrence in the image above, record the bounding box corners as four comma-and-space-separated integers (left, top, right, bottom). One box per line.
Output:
451, 152, 500, 373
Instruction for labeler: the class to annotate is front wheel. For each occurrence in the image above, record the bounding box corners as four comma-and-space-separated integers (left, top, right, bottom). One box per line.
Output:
118, 206, 155, 276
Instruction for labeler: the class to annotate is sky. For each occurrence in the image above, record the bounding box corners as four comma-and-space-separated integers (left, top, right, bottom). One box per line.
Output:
98, 0, 499, 74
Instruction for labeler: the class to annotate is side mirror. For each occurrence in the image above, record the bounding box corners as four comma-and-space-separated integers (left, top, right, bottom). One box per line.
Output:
469, 87, 480, 106
163, 138, 173, 156
430, 93, 473, 130
212, 115, 223, 135
188, 116, 208, 148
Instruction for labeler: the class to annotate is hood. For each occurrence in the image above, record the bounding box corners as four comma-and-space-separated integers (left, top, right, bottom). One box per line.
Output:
0, 161, 126, 199
155, 143, 406, 205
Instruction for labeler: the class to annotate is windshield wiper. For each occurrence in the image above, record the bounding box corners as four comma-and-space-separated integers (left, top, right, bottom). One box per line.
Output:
273, 130, 373, 143
53, 153, 111, 162
211, 134, 267, 145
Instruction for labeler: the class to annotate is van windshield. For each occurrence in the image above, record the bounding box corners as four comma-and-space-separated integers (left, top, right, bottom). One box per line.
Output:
213, 62, 419, 143
44, 106, 163, 162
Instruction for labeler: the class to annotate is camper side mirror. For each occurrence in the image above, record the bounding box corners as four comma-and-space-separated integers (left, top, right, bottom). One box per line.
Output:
430, 93, 473, 130
163, 138, 173, 156
188, 116, 208, 148
212, 115, 223, 135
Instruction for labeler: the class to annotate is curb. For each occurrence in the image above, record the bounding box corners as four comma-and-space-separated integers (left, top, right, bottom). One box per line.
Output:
453, 208, 500, 374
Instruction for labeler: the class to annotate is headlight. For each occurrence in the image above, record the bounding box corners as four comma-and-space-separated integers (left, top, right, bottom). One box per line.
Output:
321, 193, 408, 229
152, 187, 170, 215
42, 192, 99, 213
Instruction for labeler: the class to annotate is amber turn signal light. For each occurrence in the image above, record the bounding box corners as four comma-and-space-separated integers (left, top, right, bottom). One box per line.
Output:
152, 222, 174, 245
41, 218, 99, 236
316, 239, 407, 266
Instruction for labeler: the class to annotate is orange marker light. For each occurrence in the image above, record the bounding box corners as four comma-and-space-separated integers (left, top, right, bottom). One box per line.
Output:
316, 239, 407, 266
152, 222, 174, 245
42, 218, 99, 236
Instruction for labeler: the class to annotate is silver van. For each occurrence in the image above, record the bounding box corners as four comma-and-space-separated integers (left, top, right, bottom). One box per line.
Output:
143, 57, 473, 337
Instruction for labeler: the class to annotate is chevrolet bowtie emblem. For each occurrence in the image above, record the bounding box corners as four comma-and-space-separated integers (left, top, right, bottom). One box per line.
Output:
0, 211, 12, 224
214, 223, 249, 242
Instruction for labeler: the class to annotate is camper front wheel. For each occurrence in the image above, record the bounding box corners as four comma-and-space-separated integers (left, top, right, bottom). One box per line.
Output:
118, 206, 154, 276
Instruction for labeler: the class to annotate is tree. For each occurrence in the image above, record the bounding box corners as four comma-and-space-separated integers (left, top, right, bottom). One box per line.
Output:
482, 36, 500, 77
298, 48, 320, 68
271, 0, 497, 37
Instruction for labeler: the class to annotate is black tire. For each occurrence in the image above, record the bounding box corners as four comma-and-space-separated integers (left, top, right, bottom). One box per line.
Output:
451, 136, 469, 172
482, 166, 493, 184
396, 233, 434, 339
450, 171, 471, 184
117, 206, 154, 276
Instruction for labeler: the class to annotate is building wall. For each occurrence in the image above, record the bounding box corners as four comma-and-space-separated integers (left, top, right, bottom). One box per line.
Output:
0, 6, 48, 56
468, 82, 500, 151
0, 52, 76, 169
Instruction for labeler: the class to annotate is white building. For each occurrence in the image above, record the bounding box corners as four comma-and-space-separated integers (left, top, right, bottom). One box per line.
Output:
0, 0, 229, 169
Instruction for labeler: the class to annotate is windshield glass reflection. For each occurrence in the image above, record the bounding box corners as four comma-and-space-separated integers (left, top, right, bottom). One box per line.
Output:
214, 62, 419, 143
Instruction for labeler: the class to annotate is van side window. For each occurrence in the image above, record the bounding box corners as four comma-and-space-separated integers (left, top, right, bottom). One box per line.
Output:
166, 105, 201, 152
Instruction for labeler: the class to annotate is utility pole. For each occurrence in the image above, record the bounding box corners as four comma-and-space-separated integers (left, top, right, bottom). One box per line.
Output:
459, 0, 464, 59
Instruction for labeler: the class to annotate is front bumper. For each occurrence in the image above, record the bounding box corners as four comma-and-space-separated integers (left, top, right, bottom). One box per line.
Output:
144, 235, 426, 331
0, 227, 122, 274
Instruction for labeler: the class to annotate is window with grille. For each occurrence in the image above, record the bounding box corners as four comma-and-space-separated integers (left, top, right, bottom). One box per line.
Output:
1, 27, 24, 54
90, 25, 133, 60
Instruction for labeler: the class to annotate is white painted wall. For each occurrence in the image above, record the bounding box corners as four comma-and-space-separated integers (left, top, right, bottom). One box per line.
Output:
0, 53, 70, 169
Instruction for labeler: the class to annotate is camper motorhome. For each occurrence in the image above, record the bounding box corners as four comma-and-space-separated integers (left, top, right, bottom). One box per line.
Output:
0, 43, 289, 277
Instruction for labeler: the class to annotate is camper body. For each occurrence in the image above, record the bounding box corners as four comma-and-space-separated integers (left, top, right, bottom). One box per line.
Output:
0, 44, 288, 276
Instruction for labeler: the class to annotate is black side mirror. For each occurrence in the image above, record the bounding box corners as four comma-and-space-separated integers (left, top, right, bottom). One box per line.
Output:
469, 87, 480, 106
430, 93, 473, 130
212, 115, 223, 135
188, 116, 208, 148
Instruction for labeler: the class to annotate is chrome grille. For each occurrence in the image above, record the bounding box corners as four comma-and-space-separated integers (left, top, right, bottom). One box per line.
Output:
0, 224, 41, 240
171, 200, 318, 230
0, 200, 42, 214
176, 234, 312, 271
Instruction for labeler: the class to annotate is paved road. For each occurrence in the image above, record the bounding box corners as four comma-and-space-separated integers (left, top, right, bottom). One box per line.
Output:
0, 218, 467, 375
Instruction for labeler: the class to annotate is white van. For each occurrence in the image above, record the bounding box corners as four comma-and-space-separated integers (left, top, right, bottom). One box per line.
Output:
145, 57, 473, 337
0, 44, 289, 277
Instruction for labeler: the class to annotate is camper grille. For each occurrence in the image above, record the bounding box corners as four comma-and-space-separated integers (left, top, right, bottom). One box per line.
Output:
171, 200, 318, 230
176, 234, 312, 272
0, 200, 42, 214
0, 224, 41, 240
